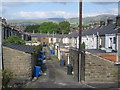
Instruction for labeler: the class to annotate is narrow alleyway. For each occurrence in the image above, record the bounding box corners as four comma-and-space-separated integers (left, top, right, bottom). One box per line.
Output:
25, 46, 90, 88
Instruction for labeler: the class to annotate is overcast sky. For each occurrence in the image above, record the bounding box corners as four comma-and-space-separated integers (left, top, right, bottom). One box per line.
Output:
1, 1, 119, 19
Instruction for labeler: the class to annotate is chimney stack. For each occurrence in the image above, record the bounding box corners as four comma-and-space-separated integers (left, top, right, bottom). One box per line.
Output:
116, 15, 120, 27
93, 23, 100, 28
100, 21, 105, 26
2, 18, 7, 25
89, 24, 93, 29
82, 26, 86, 30
107, 17, 113, 25
0, 17, 2, 22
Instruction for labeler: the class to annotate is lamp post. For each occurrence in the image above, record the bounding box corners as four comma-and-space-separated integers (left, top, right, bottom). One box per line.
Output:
78, 0, 82, 82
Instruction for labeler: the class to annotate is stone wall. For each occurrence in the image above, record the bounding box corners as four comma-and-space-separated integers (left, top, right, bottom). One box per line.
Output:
69, 48, 120, 82
3, 46, 35, 80
69, 49, 79, 80
117, 33, 120, 63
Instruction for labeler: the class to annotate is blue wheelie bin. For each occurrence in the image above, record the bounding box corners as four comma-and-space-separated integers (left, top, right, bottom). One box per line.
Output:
50, 50, 52, 54
38, 58, 42, 61
34, 66, 41, 78
60, 59, 65, 66
52, 50, 54, 55
41, 55, 45, 60
40, 51, 43, 54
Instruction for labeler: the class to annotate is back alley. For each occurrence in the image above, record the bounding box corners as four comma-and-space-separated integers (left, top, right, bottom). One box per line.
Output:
25, 46, 90, 88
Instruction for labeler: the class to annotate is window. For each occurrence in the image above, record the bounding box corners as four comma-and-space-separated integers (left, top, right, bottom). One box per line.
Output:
113, 37, 116, 44
51, 38, 53, 41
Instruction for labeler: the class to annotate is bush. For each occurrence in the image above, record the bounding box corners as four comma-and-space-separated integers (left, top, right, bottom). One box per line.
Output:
3, 36, 25, 45
2, 69, 13, 88
33, 44, 43, 53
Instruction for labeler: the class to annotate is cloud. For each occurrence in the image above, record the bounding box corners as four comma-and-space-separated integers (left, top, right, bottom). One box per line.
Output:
0, 5, 8, 15
83, 8, 118, 17
2, 2, 31, 7
4, 7, 118, 19
10, 11, 78, 19
110, 8, 118, 14
92, 2, 117, 4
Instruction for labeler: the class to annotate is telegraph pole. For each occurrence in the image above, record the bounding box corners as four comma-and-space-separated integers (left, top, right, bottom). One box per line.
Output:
0, 20, 2, 89
78, 0, 82, 82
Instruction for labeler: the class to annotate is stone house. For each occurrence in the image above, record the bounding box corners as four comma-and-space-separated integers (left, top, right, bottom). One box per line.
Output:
1, 17, 31, 42
3, 43, 36, 80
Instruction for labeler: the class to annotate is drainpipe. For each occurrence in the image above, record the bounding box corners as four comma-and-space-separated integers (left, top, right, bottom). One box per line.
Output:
96, 32, 99, 49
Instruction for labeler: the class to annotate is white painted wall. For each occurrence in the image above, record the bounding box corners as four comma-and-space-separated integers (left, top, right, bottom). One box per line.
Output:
69, 38, 77, 48
105, 34, 116, 50
48, 37, 52, 44
77, 35, 97, 49
54, 43, 61, 60
117, 33, 120, 63
62, 37, 69, 44
58, 48, 61, 60
53, 38, 57, 44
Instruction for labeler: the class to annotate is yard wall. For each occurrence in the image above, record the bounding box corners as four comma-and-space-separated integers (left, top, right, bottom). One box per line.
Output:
3, 46, 35, 80
69, 48, 120, 82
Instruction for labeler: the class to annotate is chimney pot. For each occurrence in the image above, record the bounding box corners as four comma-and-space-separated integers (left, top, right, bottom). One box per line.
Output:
100, 21, 105, 26
107, 18, 113, 25
116, 15, 120, 27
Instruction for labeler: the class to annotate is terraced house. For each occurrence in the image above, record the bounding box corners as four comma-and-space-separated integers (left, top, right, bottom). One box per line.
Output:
29, 16, 120, 64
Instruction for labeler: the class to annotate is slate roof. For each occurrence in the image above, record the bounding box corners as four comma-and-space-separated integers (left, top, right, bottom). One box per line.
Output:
3, 43, 34, 53
29, 33, 68, 38
29, 24, 117, 38
68, 24, 117, 37
84, 49, 106, 54
67, 32, 79, 38
29, 33, 53, 37
54, 34, 68, 38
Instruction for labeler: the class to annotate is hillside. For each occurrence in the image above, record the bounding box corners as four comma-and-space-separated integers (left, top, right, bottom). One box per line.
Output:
7, 14, 117, 26
7, 18, 65, 26
66, 14, 117, 26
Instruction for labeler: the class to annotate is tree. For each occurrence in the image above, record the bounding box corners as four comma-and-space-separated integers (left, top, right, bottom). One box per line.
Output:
24, 24, 40, 33
59, 21, 70, 34
38, 22, 59, 34
3, 36, 25, 45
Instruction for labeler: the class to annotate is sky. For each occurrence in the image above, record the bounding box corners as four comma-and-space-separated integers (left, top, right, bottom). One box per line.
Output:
1, 1, 119, 19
